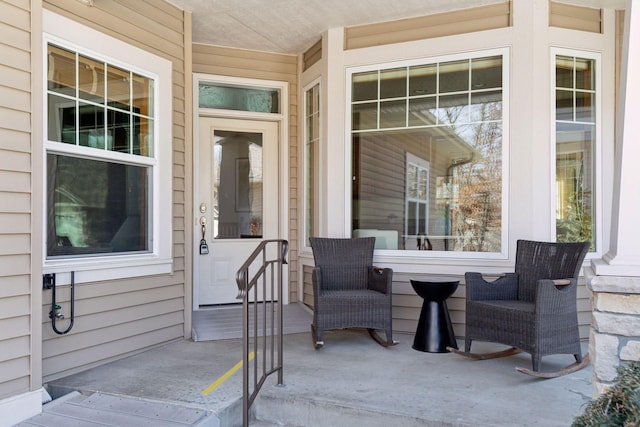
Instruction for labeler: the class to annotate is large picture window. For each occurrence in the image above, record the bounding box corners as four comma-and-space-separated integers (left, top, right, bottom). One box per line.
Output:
350, 52, 505, 253
43, 10, 172, 279
555, 53, 597, 250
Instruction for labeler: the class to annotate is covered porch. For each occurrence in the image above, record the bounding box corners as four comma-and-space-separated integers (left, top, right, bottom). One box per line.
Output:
28, 326, 591, 426
4, 0, 640, 424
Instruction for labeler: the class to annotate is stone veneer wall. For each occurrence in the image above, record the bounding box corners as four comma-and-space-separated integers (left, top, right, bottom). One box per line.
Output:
587, 270, 640, 395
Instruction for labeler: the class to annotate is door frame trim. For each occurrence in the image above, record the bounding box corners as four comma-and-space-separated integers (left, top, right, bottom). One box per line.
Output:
192, 73, 289, 310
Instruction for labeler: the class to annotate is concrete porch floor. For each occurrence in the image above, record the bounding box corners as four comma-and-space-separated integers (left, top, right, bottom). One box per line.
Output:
23, 328, 593, 426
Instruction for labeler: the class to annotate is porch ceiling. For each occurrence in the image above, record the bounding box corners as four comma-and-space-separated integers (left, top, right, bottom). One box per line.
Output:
167, 0, 626, 55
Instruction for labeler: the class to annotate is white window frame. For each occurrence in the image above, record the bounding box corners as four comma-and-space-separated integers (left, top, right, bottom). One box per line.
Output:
302, 78, 322, 247
345, 48, 510, 259
551, 47, 602, 255
42, 10, 173, 283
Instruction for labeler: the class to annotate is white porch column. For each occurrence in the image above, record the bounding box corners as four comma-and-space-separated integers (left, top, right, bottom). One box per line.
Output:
589, 0, 640, 396
321, 27, 347, 237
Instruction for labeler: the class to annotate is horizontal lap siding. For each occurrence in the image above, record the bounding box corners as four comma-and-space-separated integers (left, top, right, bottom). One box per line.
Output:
192, 43, 300, 302
302, 265, 313, 309
303, 39, 322, 71
549, 2, 602, 33
41, 0, 188, 382
344, 2, 511, 50
0, 0, 32, 400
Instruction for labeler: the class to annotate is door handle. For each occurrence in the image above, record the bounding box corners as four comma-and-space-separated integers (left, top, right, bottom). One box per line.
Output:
199, 216, 209, 255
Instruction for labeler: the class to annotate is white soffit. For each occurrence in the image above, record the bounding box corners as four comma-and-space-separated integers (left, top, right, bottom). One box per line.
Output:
168, 0, 626, 54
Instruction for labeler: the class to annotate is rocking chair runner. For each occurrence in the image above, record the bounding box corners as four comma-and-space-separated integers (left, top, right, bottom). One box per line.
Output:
450, 239, 590, 377
309, 237, 395, 348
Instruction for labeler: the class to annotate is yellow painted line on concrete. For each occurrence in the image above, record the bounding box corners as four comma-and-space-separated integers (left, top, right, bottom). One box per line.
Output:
201, 352, 255, 395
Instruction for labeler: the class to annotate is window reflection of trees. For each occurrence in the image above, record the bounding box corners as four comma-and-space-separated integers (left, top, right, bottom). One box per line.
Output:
351, 55, 504, 252
449, 118, 502, 253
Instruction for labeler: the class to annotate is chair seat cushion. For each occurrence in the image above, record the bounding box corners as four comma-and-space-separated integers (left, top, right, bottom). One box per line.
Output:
466, 300, 536, 350
315, 289, 390, 330
318, 289, 390, 312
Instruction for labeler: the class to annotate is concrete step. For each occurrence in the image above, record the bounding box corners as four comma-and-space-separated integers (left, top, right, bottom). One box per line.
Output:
16, 391, 220, 427
252, 393, 470, 427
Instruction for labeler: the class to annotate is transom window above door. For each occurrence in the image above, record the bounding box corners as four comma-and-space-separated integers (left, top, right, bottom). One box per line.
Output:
198, 82, 280, 114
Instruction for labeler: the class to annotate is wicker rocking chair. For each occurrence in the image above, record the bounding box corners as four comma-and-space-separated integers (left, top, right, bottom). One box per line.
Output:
309, 237, 396, 348
449, 239, 590, 378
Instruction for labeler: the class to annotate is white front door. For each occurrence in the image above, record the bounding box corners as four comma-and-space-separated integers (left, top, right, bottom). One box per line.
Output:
196, 117, 279, 305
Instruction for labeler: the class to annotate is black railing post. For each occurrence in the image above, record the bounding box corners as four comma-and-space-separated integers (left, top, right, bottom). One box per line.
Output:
235, 239, 288, 427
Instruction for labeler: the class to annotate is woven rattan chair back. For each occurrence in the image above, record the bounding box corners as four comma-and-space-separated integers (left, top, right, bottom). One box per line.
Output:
309, 237, 374, 292
515, 240, 590, 302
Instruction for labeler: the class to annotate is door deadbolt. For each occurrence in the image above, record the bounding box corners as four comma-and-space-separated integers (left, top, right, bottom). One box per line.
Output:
200, 203, 207, 214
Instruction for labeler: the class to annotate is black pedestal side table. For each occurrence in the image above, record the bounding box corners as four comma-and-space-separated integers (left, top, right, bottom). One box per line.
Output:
410, 280, 459, 353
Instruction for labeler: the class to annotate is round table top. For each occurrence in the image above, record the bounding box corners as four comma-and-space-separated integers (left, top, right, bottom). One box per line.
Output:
410, 279, 459, 301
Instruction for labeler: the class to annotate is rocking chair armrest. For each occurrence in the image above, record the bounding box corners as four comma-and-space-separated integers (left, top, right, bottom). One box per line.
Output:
368, 267, 392, 294
535, 278, 578, 315
465, 272, 519, 301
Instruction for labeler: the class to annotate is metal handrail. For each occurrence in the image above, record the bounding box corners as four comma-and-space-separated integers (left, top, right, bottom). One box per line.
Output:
235, 239, 288, 427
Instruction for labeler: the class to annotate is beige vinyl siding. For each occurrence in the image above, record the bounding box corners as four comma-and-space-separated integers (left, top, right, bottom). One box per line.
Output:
193, 43, 300, 302
549, 1, 602, 33
0, 0, 34, 399
40, 0, 189, 382
303, 39, 322, 72
302, 264, 313, 308
344, 1, 511, 50
42, 279, 185, 377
